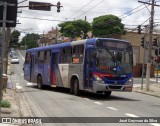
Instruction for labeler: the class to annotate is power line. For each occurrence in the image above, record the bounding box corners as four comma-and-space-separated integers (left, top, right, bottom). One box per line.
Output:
121, 5, 150, 19
18, 0, 28, 4
18, 16, 65, 22
119, 4, 145, 18
141, 17, 150, 25
67, 0, 95, 19
21, 10, 70, 20
75, 0, 105, 19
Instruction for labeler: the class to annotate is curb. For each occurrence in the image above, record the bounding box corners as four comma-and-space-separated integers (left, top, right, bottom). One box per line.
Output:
133, 89, 160, 98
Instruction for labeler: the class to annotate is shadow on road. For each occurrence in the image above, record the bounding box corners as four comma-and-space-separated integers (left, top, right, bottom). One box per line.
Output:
25, 85, 140, 102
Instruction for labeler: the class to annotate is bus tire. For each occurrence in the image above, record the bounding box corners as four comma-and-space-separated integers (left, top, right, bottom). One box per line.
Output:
37, 75, 43, 89
70, 81, 74, 94
73, 79, 80, 96
104, 91, 112, 97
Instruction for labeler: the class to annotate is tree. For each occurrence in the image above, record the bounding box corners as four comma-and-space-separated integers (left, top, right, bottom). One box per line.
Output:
58, 19, 91, 39
10, 30, 20, 47
92, 14, 126, 38
20, 33, 39, 49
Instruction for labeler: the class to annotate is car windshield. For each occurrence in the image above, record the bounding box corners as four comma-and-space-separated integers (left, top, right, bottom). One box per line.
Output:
95, 47, 133, 74
12, 56, 18, 59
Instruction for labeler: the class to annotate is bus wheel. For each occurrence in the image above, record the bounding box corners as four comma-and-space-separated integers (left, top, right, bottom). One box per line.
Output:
37, 75, 43, 89
73, 79, 80, 96
70, 82, 74, 94
104, 91, 112, 97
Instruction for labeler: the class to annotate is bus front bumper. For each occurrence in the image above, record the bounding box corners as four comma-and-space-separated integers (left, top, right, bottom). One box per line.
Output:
92, 81, 133, 93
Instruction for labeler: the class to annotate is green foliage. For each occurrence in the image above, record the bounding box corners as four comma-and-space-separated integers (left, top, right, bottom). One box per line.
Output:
58, 20, 91, 39
0, 100, 11, 108
20, 33, 39, 49
10, 30, 21, 47
92, 14, 126, 37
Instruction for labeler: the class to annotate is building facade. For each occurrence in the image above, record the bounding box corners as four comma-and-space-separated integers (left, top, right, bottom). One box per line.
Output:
122, 32, 156, 77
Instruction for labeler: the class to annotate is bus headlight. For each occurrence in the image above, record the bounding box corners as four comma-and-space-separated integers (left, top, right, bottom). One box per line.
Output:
94, 75, 105, 84
125, 78, 133, 85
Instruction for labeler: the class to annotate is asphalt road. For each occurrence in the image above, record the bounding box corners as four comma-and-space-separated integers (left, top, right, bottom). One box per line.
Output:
9, 50, 160, 126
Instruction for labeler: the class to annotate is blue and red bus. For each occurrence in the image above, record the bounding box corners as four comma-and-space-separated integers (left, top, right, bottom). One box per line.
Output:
23, 38, 133, 96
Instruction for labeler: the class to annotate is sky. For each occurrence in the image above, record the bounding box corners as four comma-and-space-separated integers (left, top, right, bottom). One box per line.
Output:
15, 0, 160, 37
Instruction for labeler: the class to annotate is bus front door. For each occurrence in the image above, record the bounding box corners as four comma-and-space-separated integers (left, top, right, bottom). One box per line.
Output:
24, 53, 32, 82
30, 56, 35, 82
84, 50, 93, 89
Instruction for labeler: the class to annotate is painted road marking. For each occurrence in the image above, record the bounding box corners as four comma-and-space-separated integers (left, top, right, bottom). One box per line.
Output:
18, 50, 25, 61
107, 107, 118, 111
150, 123, 160, 126
125, 113, 139, 117
94, 102, 103, 105
125, 113, 160, 126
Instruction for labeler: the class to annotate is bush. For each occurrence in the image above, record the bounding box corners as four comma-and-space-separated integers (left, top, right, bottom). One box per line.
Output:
0, 100, 11, 108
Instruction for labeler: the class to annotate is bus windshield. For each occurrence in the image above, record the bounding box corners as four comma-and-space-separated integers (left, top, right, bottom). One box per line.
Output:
95, 46, 133, 74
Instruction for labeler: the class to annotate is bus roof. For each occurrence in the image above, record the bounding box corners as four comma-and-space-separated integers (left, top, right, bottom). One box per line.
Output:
26, 38, 130, 53
27, 41, 71, 52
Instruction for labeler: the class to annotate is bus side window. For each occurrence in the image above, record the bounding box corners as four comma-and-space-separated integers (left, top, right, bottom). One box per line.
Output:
40, 51, 44, 63
72, 45, 84, 64
35, 51, 44, 64
25, 52, 31, 64
60, 47, 72, 63
44, 50, 51, 64
60, 48, 64, 63
35, 52, 39, 64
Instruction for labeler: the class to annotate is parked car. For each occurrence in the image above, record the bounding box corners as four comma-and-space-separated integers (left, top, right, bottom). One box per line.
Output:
10, 52, 17, 58
10, 56, 19, 64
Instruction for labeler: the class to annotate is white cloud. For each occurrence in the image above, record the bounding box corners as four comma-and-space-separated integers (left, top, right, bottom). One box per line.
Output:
16, 0, 160, 34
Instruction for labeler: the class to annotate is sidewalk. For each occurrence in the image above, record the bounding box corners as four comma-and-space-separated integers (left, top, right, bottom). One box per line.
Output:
1, 89, 21, 126
1, 63, 22, 126
133, 83, 160, 98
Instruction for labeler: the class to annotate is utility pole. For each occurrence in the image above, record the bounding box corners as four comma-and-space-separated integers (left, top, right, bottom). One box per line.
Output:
5, 27, 11, 74
138, 0, 157, 91
55, 27, 58, 44
43, 31, 46, 46
146, 0, 154, 91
